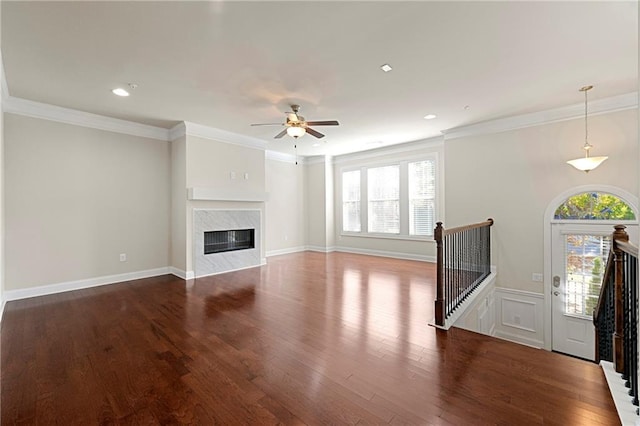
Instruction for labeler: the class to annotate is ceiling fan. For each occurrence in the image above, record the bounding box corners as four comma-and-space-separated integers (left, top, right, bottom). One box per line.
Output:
251, 104, 339, 139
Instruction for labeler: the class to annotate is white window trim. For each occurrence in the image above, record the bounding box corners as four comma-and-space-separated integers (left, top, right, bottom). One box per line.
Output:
338, 153, 440, 240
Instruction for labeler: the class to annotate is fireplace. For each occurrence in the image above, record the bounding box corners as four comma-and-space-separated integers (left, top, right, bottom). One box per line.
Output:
204, 229, 255, 254
193, 209, 261, 277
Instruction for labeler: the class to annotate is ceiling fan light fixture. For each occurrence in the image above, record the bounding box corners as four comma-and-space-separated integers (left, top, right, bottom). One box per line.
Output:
567, 85, 608, 173
287, 126, 306, 138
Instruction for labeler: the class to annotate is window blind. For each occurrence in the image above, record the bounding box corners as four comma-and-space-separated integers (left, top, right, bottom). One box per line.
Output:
409, 160, 436, 236
367, 165, 399, 233
342, 170, 361, 232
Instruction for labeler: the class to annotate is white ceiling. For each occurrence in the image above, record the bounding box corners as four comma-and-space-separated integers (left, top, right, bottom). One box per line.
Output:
2, 1, 638, 156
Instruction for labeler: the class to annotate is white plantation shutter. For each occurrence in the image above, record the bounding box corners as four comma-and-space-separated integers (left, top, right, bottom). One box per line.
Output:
368, 165, 400, 233
342, 170, 361, 232
409, 160, 436, 236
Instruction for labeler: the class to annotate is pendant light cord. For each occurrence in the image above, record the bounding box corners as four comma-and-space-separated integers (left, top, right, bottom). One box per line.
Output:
580, 85, 593, 157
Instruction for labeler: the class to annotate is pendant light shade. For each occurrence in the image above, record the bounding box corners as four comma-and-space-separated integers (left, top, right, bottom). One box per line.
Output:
567, 85, 608, 173
566, 155, 608, 172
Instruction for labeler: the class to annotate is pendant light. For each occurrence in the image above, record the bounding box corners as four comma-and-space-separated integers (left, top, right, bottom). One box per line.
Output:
566, 85, 608, 172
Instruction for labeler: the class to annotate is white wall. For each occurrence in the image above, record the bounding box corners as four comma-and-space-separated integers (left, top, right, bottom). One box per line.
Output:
265, 156, 306, 255
0, 47, 4, 314
4, 113, 171, 290
306, 159, 329, 250
170, 135, 187, 273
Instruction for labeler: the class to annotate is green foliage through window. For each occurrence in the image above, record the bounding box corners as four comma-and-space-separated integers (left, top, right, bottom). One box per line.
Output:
554, 192, 635, 220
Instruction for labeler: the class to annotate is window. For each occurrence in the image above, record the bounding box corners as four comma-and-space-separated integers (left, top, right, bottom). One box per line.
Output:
342, 170, 361, 232
408, 160, 436, 236
340, 155, 438, 238
368, 165, 400, 233
554, 192, 635, 220
564, 234, 610, 317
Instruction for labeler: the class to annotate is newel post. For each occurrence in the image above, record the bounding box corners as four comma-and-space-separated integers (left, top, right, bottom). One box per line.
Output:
434, 222, 445, 326
613, 224, 629, 373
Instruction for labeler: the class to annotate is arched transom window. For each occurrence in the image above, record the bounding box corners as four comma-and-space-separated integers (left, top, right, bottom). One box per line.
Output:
554, 192, 636, 220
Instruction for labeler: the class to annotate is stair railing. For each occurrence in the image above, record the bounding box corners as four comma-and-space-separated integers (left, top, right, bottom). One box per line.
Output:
434, 218, 493, 327
594, 224, 639, 408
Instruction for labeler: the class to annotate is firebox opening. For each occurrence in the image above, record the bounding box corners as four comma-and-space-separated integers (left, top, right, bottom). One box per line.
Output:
204, 229, 255, 254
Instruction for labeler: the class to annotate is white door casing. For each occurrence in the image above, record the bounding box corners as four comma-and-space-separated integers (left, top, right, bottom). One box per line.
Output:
543, 185, 639, 353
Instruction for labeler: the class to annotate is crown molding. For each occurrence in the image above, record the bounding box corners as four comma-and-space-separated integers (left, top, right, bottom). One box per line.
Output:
304, 155, 331, 166
265, 150, 300, 164
333, 135, 444, 165
184, 121, 266, 151
3, 96, 170, 141
169, 122, 186, 141
443, 91, 638, 140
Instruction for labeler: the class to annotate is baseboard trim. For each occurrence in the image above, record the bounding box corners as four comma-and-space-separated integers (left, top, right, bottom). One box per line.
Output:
0, 298, 6, 324
600, 361, 639, 425
306, 245, 336, 253
4, 267, 171, 301
169, 267, 195, 280
493, 330, 544, 349
334, 246, 436, 263
266, 246, 307, 257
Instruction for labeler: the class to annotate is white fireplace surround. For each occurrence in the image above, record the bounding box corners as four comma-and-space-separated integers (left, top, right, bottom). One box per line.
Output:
193, 209, 262, 277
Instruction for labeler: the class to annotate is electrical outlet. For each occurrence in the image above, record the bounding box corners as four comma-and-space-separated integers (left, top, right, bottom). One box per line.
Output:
119, 253, 127, 262
230, 171, 236, 180
532, 273, 543, 282
244, 172, 249, 180
514, 315, 521, 325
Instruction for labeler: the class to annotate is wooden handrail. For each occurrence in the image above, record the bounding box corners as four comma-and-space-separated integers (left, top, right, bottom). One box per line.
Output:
616, 240, 639, 258
440, 218, 494, 237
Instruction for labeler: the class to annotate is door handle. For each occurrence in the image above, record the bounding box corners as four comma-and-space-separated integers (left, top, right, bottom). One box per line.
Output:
553, 291, 560, 296
553, 276, 561, 288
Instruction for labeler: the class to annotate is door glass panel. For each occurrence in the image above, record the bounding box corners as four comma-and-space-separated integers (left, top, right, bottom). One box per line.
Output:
564, 234, 610, 317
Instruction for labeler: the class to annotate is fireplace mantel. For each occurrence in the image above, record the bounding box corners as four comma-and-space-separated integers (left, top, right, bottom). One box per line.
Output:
188, 187, 269, 202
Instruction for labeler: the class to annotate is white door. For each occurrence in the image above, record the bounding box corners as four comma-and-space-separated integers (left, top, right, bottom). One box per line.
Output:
551, 224, 611, 360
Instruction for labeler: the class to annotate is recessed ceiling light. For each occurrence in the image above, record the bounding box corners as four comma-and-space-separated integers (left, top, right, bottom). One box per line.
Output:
423, 114, 437, 120
312, 143, 321, 147
380, 64, 393, 73
112, 88, 130, 97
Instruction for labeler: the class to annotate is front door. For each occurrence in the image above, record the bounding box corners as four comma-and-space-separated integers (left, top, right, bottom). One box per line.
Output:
551, 224, 611, 360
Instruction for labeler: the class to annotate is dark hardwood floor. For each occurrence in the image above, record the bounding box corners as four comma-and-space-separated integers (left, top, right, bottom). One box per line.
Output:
1, 252, 619, 425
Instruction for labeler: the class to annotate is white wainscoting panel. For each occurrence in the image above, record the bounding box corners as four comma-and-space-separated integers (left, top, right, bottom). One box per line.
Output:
452, 272, 496, 335
494, 288, 545, 348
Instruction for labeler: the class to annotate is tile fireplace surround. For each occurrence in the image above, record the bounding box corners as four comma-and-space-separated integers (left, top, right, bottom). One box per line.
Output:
193, 209, 261, 277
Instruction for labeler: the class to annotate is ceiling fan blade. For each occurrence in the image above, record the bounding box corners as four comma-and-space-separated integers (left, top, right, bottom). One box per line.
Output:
251, 123, 284, 126
305, 120, 339, 126
274, 129, 288, 139
305, 127, 325, 139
